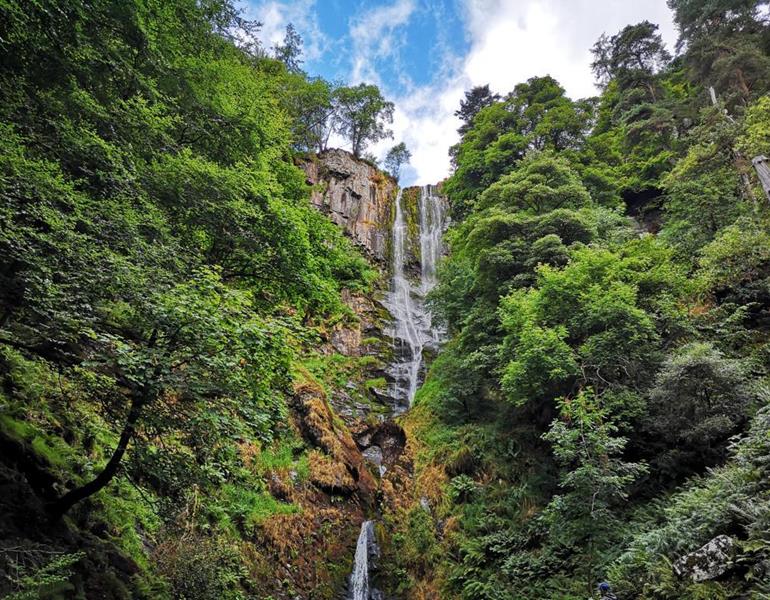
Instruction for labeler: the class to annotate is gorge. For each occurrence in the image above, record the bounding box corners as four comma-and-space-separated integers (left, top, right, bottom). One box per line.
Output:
3, 1, 770, 599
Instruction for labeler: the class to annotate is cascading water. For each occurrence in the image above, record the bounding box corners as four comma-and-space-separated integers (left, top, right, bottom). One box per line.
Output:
385, 185, 448, 409
347, 187, 447, 597
418, 185, 448, 346
348, 520, 379, 600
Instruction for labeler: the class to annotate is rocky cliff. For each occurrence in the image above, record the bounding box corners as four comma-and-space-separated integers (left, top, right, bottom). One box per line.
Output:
300, 149, 398, 264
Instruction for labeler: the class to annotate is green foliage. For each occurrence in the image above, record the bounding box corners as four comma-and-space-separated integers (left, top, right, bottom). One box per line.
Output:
644, 342, 757, 476
0, 0, 381, 596
737, 95, 770, 157
445, 76, 592, 218
542, 390, 647, 591
385, 142, 412, 180
331, 83, 395, 157
660, 109, 750, 254
155, 535, 249, 600
669, 0, 770, 106
214, 485, 300, 536
273, 23, 304, 73
455, 85, 502, 135
591, 21, 671, 94
415, 9, 770, 597
3, 551, 85, 600
477, 152, 592, 214
699, 218, 770, 290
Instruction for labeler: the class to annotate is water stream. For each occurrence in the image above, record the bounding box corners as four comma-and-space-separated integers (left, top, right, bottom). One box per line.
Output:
348, 520, 378, 600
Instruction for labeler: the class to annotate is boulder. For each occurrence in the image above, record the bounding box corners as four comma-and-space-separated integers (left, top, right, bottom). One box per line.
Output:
673, 535, 736, 582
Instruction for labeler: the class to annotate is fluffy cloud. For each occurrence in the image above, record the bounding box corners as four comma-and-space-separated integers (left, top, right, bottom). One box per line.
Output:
349, 0, 416, 85
382, 0, 678, 185
242, 0, 679, 186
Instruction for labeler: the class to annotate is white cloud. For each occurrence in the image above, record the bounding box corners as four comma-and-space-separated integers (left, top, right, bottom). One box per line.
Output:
378, 0, 678, 185
349, 0, 417, 85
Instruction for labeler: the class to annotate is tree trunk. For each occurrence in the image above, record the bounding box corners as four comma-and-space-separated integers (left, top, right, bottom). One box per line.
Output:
47, 395, 144, 520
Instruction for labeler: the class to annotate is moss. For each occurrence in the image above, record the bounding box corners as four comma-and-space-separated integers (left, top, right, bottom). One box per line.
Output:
400, 186, 422, 265
0, 413, 74, 470
364, 377, 387, 391
93, 479, 163, 572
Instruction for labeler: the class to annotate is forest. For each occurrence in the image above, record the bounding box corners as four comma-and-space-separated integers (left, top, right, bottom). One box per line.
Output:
1, 0, 770, 599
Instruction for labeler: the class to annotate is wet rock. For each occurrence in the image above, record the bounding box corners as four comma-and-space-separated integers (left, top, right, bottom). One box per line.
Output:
362, 446, 383, 469
332, 327, 363, 357
673, 535, 736, 582
354, 421, 407, 467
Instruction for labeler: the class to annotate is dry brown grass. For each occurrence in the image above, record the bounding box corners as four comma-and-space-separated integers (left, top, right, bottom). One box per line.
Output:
307, 449, 356, 493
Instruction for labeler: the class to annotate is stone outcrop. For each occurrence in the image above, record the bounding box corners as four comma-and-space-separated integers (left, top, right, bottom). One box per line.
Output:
290, 381, 377, 503
299, 149, 397, 264
673, 535, 736, 582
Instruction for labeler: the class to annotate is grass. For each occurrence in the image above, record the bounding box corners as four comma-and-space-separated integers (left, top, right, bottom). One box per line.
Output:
254, 436, 310, 482
215, 485, 301, 537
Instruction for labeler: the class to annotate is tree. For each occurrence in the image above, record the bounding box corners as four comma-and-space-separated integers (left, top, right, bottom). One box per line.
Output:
668, 0, 770, 105
645, 342, 755, 477
280, 75, 336, 152
47, 270, 292, 518
273, 23, 303, 73
667, 0, 768, 45
332, 83, 394, 157
455, 85, 501, 134
384, 142, 411, 180
444, 76, 591, 217
543, 389, 647, 594
591, 21, 671, 99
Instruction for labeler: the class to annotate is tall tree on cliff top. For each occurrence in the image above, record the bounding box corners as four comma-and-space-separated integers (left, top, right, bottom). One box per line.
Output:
455, 84, 501, 134
668, 0, 770, 105
332, 83, 394, 158
385, 142, 411, 180
591, 21, 671, 99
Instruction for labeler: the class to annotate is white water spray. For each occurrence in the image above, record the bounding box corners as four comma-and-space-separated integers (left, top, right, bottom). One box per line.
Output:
349, 520, 376, 600
347, 188, 447, 597
386, 185, 448, 408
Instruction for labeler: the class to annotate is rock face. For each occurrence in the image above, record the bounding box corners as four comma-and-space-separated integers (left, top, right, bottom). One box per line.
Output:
299, 149, 397, 264
673, 535, 736, 582
290, 381, 377, 503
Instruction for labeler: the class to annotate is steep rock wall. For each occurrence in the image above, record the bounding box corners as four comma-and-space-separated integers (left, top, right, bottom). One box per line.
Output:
300, 149, 397, 264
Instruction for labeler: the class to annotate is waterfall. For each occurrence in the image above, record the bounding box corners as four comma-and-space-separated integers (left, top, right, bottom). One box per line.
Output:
418, 185, 448, 347
349, 520, 377, 600
386, 185, 448, 408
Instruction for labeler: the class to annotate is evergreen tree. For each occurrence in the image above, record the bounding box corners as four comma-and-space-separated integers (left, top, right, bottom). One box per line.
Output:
455, 84, 501, 134
273, 23, 304, 73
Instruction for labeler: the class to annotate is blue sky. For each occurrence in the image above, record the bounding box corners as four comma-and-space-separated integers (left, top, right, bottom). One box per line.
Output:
242, 0, 678, 185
